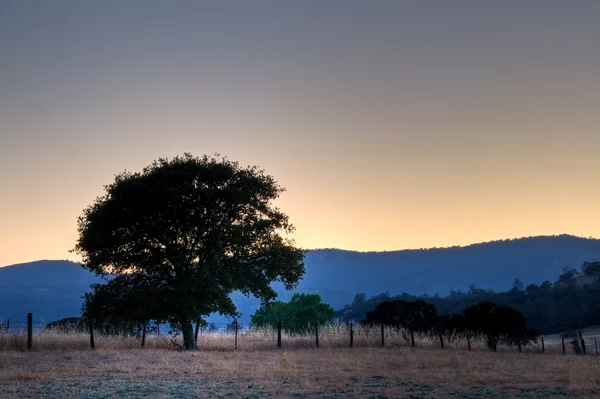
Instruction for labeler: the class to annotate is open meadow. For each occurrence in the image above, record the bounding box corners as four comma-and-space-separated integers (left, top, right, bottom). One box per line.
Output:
2, 329, 600, 398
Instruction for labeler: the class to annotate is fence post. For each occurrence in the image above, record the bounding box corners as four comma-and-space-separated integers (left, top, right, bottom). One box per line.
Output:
315, 324, 319, 348
541, 337, 545, 354
6, 319, 9, 333
410, 330, 415, 348
562, 337, 566, 354
466, 331, 471, 351
438, 329, 444, 349
579, 331, 587, 354
349, 322, 354, 348
277, 321, 281, 349
517, 338, 522, 353
27, 313, 33, 350
194, 321, 200, 342
234, 319, 238, 350
141, 322, 147, 349
595, 337, 598, 356
381, 325, 385, 347
89, 319, 95, 350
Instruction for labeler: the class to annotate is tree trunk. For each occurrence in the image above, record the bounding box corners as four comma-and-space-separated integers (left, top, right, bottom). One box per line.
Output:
181, 317, 197, 350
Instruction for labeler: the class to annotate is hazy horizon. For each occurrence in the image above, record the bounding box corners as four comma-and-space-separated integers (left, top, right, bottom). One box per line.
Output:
2, 233, 598, 268
1, 1, 599, 266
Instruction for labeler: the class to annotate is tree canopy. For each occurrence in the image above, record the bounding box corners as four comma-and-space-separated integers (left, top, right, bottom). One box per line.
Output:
251, 293, 334, 333
362, 300, 437, 333
361, 299, 536, 351
336, 261, 600, 335
73, 154, 305, 349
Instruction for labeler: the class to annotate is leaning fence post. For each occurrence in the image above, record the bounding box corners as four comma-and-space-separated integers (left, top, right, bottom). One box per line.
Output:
27, 313, 33, 350
234, 319, 238, 350
141, 322, 147, 349
6, 319, 9, 332
562, 337, 566, 354
381, 325, 385, 347
410, 330, 415, 348
541, 337, 545, 354
579, 331, 587, 354
315, 324, 319, 348
194, 321, 200, 342
517, 338, 522, 353
349, 322, 354, 348
89, 319, 95, 350
466, 331, 471, 351
438, 329, 444, 349
277, 321, 281, 349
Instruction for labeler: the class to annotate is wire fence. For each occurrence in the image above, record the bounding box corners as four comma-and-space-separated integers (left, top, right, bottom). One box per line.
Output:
1, 316, 599, 355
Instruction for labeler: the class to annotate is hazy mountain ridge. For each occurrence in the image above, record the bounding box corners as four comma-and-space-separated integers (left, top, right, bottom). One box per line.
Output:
1, 235, 600, 324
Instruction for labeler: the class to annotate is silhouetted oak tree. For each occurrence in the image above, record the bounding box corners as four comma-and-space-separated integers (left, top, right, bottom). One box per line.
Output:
73, 154, 305, 349
82, 273, 169, 336
362, 300, 438, 333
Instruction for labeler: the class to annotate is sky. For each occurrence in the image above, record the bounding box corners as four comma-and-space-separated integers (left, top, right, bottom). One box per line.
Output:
1, 1, 599, 266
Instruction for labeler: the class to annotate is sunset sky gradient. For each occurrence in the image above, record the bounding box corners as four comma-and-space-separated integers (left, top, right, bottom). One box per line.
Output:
1, 1, 599, 266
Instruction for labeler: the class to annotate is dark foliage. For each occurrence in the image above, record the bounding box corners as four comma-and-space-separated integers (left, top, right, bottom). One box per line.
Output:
362, 300, 437, 333
361, 299, 536, 351
73, 154, 305, 349
337, 262, 600, 335
44, 317, 87, 333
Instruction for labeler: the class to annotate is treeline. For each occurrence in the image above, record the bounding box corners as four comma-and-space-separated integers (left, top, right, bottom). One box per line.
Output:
363, 299, 536, 351
336, 262, 600, 335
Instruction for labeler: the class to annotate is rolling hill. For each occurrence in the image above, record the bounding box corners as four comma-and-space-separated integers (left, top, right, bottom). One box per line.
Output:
1, 234, 600, 325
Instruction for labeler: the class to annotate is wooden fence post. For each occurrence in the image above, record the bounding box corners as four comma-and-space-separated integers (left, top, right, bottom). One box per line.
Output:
234, 319, 238, 350
517, 338, 522, 353
410, 330, 415, 348
349, 322, 354, 348
6, 319, 9, 333
579, 331, 587, 354
194, 321, 200, 342
541, 337, 545, 354
562, 337, 566, 354
381, 325, 385, 347
141, 322, 147, 349
438, 329, 444, 349
27, 313, 33, 350
466, 331, 471, 351
277, 321, 281, 349
89, 319, 95, 350
315, 324, 319, 348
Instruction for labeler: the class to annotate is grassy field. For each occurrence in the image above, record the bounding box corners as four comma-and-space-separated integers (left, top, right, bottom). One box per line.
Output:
1, 328, 600, 398
1, 346, 600, 398
2, 327, 600, 398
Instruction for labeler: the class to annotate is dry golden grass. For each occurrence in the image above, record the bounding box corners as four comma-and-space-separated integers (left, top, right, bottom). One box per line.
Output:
1, 346, 599, 398
1, 327, 600, 398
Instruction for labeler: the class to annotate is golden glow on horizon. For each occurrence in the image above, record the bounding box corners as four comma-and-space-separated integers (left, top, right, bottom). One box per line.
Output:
1, 1, 599, 266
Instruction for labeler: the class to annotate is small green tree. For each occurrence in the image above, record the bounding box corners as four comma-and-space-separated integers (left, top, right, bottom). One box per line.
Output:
251, 293, 334, 333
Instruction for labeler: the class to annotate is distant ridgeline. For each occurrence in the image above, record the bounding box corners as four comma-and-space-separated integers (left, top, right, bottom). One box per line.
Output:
1, 235, 600, 330
335, 262, 600, 335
